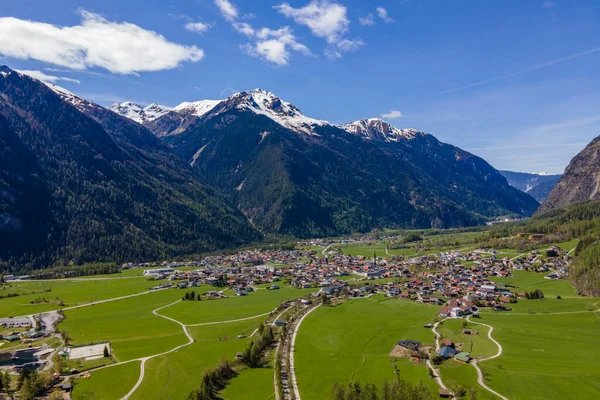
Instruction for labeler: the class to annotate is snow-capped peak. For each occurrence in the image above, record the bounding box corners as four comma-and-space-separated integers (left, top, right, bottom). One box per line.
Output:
338, 118, 424, 142
173, 99, 221, 117
217, 89, 329, 135
108, 102, 171, 124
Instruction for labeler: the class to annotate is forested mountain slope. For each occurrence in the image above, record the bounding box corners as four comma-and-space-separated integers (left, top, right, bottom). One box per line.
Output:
0, 66, 261, 269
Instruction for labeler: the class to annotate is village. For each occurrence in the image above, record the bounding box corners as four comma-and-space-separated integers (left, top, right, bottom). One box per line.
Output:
117, 240, 570, 313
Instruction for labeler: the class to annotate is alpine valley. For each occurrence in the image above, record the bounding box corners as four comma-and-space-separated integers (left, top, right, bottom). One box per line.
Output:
0, 66, 540, 268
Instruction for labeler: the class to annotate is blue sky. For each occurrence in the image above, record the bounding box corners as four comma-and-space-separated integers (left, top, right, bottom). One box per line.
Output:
1, 0, 599, 173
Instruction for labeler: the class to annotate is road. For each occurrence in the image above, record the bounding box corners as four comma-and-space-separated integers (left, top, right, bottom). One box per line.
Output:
288, 304, 320, 400
428, 319, 456, 400
466, 317, 508, 400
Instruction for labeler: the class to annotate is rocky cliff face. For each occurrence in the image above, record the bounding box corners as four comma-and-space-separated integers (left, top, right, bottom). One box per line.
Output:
540, 136, 600, 212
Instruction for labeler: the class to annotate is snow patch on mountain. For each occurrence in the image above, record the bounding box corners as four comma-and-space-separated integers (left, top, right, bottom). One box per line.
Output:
339, 118, 423, 142
174, 100, 221, 117
44, 82, 96, 113
222, 89, 329, 135
108, 102, 171, 124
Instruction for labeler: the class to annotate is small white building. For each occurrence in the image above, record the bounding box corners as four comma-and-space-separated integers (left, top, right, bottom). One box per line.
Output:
143, 267, 173, 276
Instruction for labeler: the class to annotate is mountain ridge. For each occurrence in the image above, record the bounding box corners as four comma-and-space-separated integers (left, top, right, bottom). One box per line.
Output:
0, 66, 261, 269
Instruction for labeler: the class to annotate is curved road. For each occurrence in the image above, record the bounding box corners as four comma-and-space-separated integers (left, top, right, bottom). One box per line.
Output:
289, 305, 321, 400
466, 317, 508, 400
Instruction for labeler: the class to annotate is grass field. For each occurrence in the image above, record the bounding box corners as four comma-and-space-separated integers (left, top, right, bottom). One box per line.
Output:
478, 310, 600, 400
61, 289, 186, 361
73, 361, 141, 400
221, 368, 275, 400
294, 296, 440, 399
0, 278, 154, 317
63, 283, 313, 399
130, 319, 262, 400
161, 285, 315, 325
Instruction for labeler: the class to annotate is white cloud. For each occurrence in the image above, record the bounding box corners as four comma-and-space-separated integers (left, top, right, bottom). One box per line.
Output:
376, 7, 395, 23
326, 38, 364, 59
543, 1, 555, 8
242, 26, 313, 66
185, 22, 212, 34
233, 22, 255, 37
275, 1, 349, 44
17, 69, 81, 84
214, 0, 239, 22
275, 1, 365, 59
381, 110, 403, 119
0, 10, 204, 75
359, 13, 375, 27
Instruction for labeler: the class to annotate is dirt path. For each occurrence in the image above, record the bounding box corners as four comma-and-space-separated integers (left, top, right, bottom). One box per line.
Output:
466, 317, 508, 400
186, 308, 276, 327
428, 319, 456, 399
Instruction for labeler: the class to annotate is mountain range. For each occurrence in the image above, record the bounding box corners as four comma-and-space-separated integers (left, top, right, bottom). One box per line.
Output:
1, 65, 543, 267
109, 88, 539, 238
499, 171, 562, 203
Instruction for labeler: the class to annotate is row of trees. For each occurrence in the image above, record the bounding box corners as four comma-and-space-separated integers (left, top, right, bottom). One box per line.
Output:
183, 290, 201, 301
241, 324, 274, 367
524, 289, 544, 299
184, 359, 237, 400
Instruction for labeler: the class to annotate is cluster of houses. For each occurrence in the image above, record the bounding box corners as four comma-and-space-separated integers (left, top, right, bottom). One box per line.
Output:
117, 237, 571, 314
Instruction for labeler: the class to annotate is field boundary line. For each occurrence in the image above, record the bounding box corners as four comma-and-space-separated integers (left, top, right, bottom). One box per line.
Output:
186, 307, 277, 327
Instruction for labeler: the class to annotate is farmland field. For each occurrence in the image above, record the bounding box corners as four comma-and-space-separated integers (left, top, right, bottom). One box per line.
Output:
477, 310, 600, 400
61, 289, 186, 361
294, 296, 439, 399
73, 361, 141, 400
130, 319, 262, 400
221, 368, 275, 400
161, 285, 315, 325
0, 278, 155, 317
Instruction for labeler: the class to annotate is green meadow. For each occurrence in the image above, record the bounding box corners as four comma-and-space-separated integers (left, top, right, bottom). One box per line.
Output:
221, 368, 275, 400
294, 296, 439, 399
130, 319, 262, 400
61, 289, 186, 361
0, 278, 154, 317
161, 285, 315, 325
73, 361, 141, 400
63, 283, 313, 399
478, 310, 600, 400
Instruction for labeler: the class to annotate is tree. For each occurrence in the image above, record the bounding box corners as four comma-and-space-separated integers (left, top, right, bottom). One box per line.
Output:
462, 320, 468, 329
2, 371, 10, 392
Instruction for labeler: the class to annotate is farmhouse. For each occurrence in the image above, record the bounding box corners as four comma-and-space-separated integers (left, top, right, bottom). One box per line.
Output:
454, 352, 471, 363
438, 346, 457, 358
